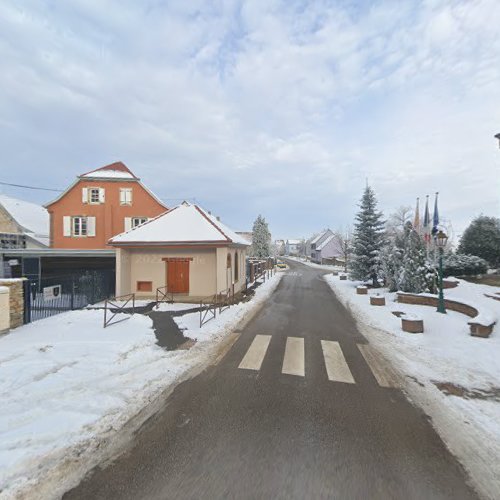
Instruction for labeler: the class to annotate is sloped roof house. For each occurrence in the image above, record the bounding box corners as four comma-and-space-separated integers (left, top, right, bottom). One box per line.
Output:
110, 203, 250, 300
0, 194, 50, 248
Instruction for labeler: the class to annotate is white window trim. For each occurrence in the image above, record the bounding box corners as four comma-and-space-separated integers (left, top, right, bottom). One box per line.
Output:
120, 187, 133, 206
72, 216, 88, 237
71, 216, 96, 237
131, 216, 148, 228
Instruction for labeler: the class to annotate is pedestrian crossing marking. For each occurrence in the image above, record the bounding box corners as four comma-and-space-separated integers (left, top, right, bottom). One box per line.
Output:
321, 340, 355, 384
238, 335, 271, 371
237, 336, 400, 389
282, 337, 305, 377
357, 344, 399, 388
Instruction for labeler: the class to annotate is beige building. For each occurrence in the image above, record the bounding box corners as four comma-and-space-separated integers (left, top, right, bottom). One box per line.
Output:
110, 203, 250, 301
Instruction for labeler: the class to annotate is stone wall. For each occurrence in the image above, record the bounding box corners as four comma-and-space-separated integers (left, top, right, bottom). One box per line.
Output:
0, 279, 25, 329
0, 286, 9, 333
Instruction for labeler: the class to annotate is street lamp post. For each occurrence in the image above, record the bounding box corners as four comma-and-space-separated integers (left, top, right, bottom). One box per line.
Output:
495, 133, 500, 148
434, 229, 448, 314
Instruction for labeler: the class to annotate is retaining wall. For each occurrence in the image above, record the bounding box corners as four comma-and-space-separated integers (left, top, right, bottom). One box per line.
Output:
0, 279, 25, 329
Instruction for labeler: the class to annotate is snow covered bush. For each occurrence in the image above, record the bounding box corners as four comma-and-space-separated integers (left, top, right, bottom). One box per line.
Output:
443, 253, 488, 277
398, 226, 428, 293
457, 215, 500, 267
379, 232, 404, 292
380, 222, 431, 293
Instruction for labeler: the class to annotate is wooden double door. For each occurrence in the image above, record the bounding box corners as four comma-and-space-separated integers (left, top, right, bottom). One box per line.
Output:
165, 259, 190, 294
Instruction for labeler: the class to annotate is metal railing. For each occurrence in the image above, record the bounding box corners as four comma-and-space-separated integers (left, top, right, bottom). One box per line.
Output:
218, 286, 234, 314
200, 294, 217, 327
156, 286, 174, 309
103, 293, 135, 328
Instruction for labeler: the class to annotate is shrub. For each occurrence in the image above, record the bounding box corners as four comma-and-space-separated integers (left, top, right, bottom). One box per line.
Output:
443, 253, 488, 277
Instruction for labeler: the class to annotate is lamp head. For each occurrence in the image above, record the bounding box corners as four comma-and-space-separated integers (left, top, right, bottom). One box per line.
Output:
434, 229, 448, 249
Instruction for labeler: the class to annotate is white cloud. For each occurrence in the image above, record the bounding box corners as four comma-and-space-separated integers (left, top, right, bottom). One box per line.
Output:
0, 0, 499, 238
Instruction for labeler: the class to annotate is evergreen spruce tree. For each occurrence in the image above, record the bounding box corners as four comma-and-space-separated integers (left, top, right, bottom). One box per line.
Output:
398, 225, 428, 293
350, 186, 385, 286
457, 215, 500, 267
251, 215, 271, 258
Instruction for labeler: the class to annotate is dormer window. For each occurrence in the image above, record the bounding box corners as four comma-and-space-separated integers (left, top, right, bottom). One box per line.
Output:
82, 187, 105, 204
120, 188, 133, 205
89, 188, 100, 204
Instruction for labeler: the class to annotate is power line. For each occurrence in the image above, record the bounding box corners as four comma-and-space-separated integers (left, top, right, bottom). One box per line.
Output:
0, 180, 63, 192
0, 180, 198, 203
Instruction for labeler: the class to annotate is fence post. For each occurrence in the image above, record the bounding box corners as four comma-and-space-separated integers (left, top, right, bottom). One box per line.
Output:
23, 279, 32, 324
70, 278, 75, 310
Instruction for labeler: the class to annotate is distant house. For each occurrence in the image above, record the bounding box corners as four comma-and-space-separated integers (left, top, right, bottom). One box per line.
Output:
110, 202, 250, 300
305, 233, 321, 259
0, 194, 49, 249
285, 239, 302, 256
45, 161, 168, 249
310, 229, 340, 264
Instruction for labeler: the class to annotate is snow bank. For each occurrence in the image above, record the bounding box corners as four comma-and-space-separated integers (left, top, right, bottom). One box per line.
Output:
325, 274, 500, 499
0, 273, 282, 499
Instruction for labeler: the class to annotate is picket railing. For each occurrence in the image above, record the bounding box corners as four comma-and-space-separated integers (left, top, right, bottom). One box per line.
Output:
103, 293, 135, 328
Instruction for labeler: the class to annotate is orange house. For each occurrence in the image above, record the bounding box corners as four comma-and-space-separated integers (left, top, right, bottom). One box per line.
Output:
45, 162, 168, 249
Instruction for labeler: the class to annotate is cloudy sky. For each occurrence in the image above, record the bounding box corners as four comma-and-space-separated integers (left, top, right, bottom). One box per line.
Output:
1, 0, 499, 240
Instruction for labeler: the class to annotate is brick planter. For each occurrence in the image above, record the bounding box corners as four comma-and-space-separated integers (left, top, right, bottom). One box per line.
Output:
370, 295, 386, 306
401, 317, 424, 334
356, 286, 368, 295
397, 292, 494, 338
469, 323, 494, 338
339, 275, 347, 281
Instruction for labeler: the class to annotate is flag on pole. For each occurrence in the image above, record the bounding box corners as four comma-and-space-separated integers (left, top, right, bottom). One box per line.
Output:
413, 198, 420, 233
423, 195, 431, 245
432, 192, 439, 236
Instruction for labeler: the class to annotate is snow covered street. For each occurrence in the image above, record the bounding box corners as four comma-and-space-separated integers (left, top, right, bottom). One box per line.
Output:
325, 274, 500, 500
0, 273, 282, 499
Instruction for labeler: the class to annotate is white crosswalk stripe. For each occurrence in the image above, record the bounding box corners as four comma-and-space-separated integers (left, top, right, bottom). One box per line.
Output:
357, 344, 399, 388
321, 340, 355, 384
238, 335, 271, 371
282, 337, 305, 377
238, 336, 398, 388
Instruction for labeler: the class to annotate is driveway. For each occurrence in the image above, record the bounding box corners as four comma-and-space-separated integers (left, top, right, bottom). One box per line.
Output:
64, 260, 478, 499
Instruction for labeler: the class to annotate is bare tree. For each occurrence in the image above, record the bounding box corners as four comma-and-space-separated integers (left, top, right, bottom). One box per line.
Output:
386, 205, 413, 236
333, 228, 352, 272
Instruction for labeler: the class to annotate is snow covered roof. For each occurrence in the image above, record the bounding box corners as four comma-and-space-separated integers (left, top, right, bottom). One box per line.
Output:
110, 203, 250, 246
80, 161, 138, 180
0, 194, 49, 246
287, 239, 302, 245
311, 229, 333, 246
316, 234, 335, 251
45, 161, 168, 210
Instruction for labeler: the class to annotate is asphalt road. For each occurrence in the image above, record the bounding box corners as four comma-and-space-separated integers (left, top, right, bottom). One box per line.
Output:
64, 260, 478, 500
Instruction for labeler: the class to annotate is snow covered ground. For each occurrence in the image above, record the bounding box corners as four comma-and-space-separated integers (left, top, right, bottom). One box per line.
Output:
0, 273, 282, 499
325, 274, 500, 500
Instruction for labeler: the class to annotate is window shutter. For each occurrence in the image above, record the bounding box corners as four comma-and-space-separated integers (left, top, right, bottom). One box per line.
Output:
82, 188, 88, 203
99, 188, 105, 203
87, 217, 96, 237
127, 189, 132, 205
119, 189, 125, 204
63, 216, 71, 236
124, 217, 132, 232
